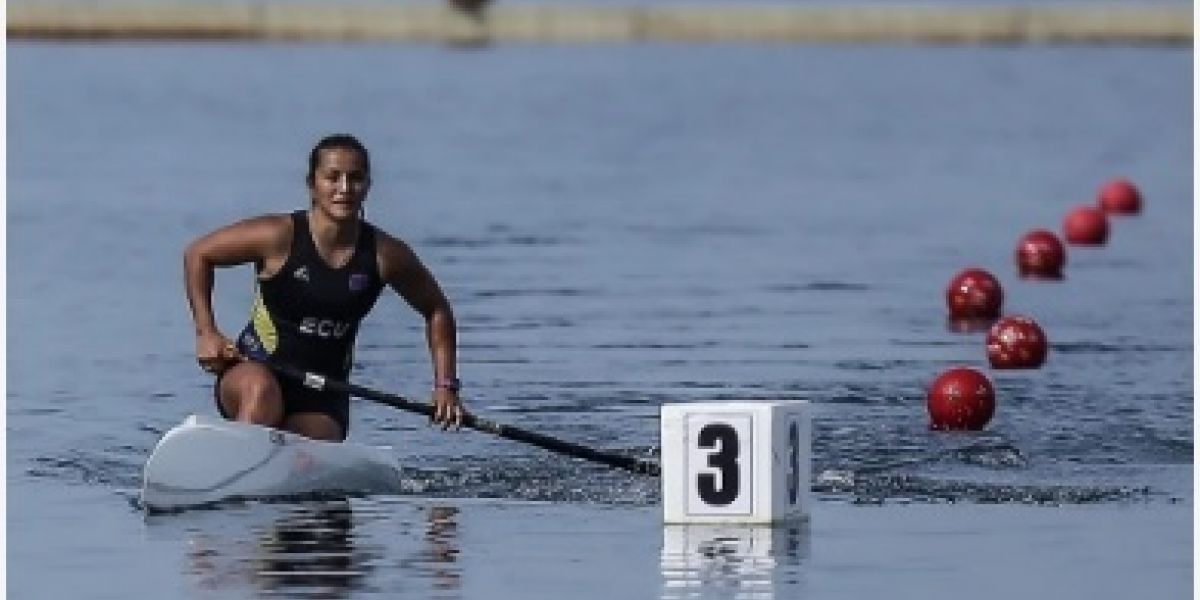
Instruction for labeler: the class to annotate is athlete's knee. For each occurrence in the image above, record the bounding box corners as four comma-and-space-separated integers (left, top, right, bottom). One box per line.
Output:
236, 399, 283, 426
240, 371, 282, 402
221, 366, 283, 424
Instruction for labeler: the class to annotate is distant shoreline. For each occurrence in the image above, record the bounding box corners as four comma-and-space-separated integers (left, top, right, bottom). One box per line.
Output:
7, 3, 1192, 44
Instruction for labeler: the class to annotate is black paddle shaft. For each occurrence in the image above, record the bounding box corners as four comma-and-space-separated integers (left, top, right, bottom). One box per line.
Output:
268, 363, 661, 476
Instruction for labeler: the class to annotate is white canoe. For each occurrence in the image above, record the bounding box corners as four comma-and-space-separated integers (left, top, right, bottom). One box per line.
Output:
141, 414, 403, 511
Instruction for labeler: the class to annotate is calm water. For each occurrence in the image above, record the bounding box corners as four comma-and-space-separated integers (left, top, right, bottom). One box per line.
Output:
7, 42, 1192, 599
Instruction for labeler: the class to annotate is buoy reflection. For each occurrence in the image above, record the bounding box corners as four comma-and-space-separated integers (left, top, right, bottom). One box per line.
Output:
660, 523, 810, 600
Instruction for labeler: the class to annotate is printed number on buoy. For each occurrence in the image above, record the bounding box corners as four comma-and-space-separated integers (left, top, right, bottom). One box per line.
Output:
687, 413, 753, 515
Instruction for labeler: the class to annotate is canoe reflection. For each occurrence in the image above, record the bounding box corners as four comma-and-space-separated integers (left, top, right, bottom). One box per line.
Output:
660, 523, 810, 599
180, 500, 463, 599
253, 500, 365, 598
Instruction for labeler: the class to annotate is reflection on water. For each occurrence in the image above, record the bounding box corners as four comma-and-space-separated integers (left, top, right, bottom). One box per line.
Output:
660, 523, 810, 600
173, 500, 463, 599
181, 500, 373, 599
398, 505, 463, 599
253, 501, 368, 598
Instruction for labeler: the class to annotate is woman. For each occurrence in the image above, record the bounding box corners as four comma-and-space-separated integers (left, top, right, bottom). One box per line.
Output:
183, 134, 463, 441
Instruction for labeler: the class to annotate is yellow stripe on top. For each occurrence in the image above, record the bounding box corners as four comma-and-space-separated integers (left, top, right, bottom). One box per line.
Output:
250, 283, 279, 353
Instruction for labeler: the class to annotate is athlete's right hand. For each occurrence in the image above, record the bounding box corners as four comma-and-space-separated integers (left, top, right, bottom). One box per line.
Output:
196, 330, 242, 375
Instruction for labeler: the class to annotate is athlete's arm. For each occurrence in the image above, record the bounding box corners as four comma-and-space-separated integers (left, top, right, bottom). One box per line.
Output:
377, 231, 463, 428
184, 214, 292, 374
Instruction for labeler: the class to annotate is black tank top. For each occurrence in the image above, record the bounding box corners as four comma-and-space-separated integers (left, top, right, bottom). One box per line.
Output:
238, 210, 385, 378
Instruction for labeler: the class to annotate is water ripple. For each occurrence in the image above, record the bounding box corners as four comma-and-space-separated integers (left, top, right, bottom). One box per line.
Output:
765, 282, 872, 292
814, 472, 1153, 505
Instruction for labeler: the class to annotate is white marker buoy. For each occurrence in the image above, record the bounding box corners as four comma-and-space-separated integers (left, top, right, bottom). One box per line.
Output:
661, 402, 811, 524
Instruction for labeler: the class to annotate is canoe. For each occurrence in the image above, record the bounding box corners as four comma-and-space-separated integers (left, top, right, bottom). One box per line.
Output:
140, 414, 403, 511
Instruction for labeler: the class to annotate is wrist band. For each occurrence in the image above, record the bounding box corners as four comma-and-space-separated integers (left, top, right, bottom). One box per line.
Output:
434, 377, 461, 392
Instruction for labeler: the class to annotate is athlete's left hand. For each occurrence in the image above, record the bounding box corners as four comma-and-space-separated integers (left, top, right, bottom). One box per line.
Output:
432, 388, 465, 430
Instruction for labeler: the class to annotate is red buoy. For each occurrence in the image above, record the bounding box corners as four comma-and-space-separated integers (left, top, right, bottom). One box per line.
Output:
1015, 229, 1066, 279
946, 268, 1003, 320
1098, 178, 1142, 215
927, 367, 995, 431
1063, 205, 1109, 246
986, 315, 1048, 369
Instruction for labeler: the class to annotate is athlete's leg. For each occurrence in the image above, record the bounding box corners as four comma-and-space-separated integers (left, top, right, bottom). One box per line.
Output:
217, 362, 285, 427
283, 413, 345, 442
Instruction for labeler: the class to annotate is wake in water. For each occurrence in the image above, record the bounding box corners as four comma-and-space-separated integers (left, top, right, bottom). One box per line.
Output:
26, 435, 1174, 510
814, 470, 1154, 505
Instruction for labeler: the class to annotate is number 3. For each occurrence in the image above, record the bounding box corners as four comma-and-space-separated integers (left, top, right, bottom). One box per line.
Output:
697, 423, 740, 505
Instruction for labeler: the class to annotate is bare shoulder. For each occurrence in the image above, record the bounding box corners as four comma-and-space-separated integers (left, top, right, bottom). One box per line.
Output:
216, 213, 293, 255
188, 213, 295, 269
372, 227, 424, 282
232, 213, 293, 246
371, 226, 448, 309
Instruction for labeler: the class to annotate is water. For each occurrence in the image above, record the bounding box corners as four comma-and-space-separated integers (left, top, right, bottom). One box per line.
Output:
7, 42, 1192, 598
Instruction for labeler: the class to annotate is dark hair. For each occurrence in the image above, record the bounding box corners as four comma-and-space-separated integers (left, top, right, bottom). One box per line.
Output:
306, 134, 371, 187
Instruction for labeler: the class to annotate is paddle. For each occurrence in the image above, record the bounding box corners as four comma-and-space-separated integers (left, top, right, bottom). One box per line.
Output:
267, 362, 661, 476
